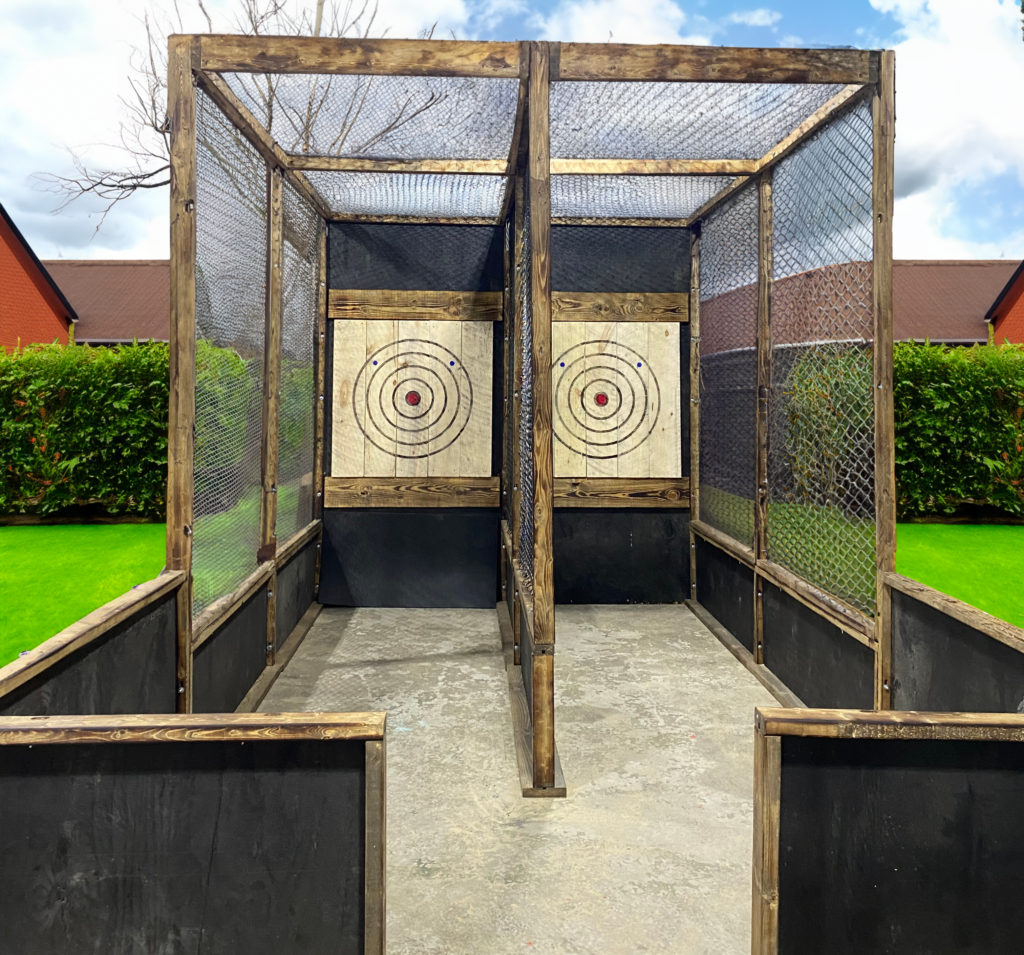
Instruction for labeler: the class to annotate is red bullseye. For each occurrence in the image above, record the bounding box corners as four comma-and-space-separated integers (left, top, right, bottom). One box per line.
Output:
406, 391, 421, 406
594, 392, 609, 407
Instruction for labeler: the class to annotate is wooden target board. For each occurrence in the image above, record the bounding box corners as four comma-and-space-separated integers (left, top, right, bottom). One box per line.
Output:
551, 322, 681, 478
331, 320, 492, 477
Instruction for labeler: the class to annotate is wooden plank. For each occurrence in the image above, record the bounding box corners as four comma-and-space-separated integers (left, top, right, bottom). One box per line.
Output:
314, 224, 327, 519
0, 711, 387, 745
396, 318, 432, 480
288, 156, 507, 174
754, 170, 773, 665
200, 35, 521, 77
531, 650, 556, 791
192, 562, 275, 651
276, 519, 322, 567
550, 320, 578, 476
585, 326, 617, 479
756, 706, 1024, 741
558, 43, 877, 84
552, 292, 688, 322
331, 318, 367, 476
0, 572, 186, 700
884, 571, 1024, 657
363, 320, 398, 476
689, 233, 701, 601
686, 600, 804, 708
329, 289, 503, 322
552, 216, 687, 227
692, 518, 755, 568
751, 729, 782, 955
195, 69, 330, 221
873, 52, 896, 710
553, 477, 690, 507
266, 568, 278, 666
550, 158, 758, 176
364, 737, 387, 955
504, 657, 567, 798
497, 47, 530, 227
329, 213, 499, 226
529, 40, 555, 657
510, 169, 525, 562
458, 321, 493, 478
261, 168, 285, 561
324, 476, 500, 508
175, 581, 192, 713
646, 322, 681, 477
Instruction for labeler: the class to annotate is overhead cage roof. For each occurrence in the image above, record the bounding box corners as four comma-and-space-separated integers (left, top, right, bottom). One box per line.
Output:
189, 37, 882, 224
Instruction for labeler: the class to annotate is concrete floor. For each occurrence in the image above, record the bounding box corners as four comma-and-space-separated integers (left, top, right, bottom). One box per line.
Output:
261, 604, 775, 954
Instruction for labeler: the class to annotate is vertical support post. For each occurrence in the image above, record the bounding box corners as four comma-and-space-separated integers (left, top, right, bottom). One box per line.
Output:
873, 50, 896, 710
314, 221, 327, 599
529, 39, 555, 789
510, 165, 526, 667
364, 736, 387, 955
261, 166, 285, 665
751, 722, 781, 955
167, 35, 198, 714
753, 170, 774, 666
688, 233, 701, 602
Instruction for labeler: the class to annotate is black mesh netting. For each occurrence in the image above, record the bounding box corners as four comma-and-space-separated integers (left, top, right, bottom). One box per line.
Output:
277, 183, 320, 545
194, 89, 267, 615
699, 181, 759, 547
767, 99, 875, 614
221, 72, 518, 159
551, 175, 732, 219
550, 225, 691, 292
550, 82, 844, 160
518, 173, 535, 584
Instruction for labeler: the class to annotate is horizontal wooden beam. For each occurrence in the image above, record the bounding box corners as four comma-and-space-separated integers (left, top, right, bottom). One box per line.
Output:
276, 518, 321, 568
192, 561, 274, 651
691, 518, 755, 567
329, 214, 499, 225
0, 571, 186, 701
199, 35, 522, 77
885, 571, 1024, 657
551, 158, 758, 176
0, 711, 387, 746
551, 217, 686, 227
757, 706, 1024, 742
324, 476, 500, 508
553, 477, 690, 507
552, 291, 688, 322
558, 43, 878, 84
288, 156, 508, 175
328, 289, 502, 322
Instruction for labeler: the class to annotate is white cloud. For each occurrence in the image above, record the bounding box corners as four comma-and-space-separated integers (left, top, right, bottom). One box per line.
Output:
530, 0, 710, 44
874, 0, 1024, 258
725, 8, 782, 27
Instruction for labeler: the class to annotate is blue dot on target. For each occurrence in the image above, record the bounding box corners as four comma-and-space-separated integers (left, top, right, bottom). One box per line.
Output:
637, 362, 642, 367
450, 360, 455, 366
560, 362, 565, 367
372, 360, 378, 365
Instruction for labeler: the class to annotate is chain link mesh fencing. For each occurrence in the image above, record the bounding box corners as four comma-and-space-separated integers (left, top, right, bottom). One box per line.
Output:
767, 98, 875, 614
699, 181, 759, 547
277, 183, 319, 546
193, 89, 268, 615
551, 175, 733, 220
518, 172, 535, 585
503, 213, 515, 525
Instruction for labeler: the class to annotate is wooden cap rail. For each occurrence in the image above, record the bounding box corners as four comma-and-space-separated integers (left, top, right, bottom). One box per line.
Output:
756, 707, 1024, 742
553, 477, 690, 507
329, 289, 502, 322
192, 562, 274, 651
0, 571, 186, 701
288, 156, 508, 174
552, 292, 688, 322
324, 477, 500, 508
0, 712, 387, 745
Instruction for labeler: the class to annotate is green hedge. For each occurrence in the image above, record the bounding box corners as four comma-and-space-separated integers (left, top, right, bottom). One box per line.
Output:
895, 341, 1024, 518
0, 342, 169, 517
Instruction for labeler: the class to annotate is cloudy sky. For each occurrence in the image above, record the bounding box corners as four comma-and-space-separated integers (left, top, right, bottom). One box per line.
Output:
1, 0, 1022, 260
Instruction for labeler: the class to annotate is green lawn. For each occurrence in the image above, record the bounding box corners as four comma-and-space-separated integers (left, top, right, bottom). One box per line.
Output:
0, 524, 166, 667
895, 523, 1024, 629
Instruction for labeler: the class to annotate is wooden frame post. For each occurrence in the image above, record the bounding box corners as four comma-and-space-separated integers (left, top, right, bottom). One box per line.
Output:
364, 736, 387, 955
167, 35, 198, 714
529, 40, 555, 789
753, 170, 773, 666
751, 719, 782, 955
261, 166, 285, 665
688, 233, 701, 601
873, 50, 896, 710
314, 221, 327, 599
510, 162, 526, 666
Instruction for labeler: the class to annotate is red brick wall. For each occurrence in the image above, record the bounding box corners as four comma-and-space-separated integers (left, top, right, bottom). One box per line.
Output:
1, 217, 70, 351
994, 285, 1024, 344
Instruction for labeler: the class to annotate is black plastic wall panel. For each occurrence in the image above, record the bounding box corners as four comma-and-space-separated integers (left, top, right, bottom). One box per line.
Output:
0, 737, 366, 954
891, 589, 1024, 712
550, 225, 691, 292
320, 509, 498, 608
554, 510, 690, 603
328, 222, 503, 291
192, 588, 268, 713
276, 540, 318, 645
778, 735, 1024, 955
695, 536, 755, 651
0, 593, 177, 716
762, 582, 874, 708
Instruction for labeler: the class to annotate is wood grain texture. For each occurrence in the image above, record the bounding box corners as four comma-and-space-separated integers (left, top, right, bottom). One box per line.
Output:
261, 168, 284, 559
329, 289, 502, 322
314, 225, 327, 521
497, 48, 529, 227
175, 582, 192, 712
751, 730, 781, 955
553, 477, 689, 507
0, 572, 185, 700
558, 43, 876, 84
754, 171, 773, 665
200, 35, 521, 77
329, 213, 499, 226
276, 519, 323, 566
505, 654, 567, 798
266, 568, 278, 667
0, 711, 387, 745
756, 706, 1024, 741
529, 41, 555, 650
288, 156, 507, 174
692, 518, 755, 568
510, 170, 526, 563
364, 738, 387, 955
324, 477, 500, 507
873, 52, 896, 710
689, 234, 700, 599
192, 562, 275, 651
552, 292, 688, 322
531, 649, 556, 789
550, 158, 758, 176
552, 216, 689, 227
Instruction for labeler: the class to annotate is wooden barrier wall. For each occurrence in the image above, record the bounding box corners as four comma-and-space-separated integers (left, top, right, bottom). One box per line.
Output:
0, 713, 385, 954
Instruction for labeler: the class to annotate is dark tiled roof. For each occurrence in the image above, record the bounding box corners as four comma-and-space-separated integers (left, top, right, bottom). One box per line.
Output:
41, 260, 169, 343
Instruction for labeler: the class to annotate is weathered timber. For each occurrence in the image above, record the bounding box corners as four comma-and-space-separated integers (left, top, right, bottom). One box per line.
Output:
323, 477, 501, 508
752, 729, 782, 955
550, 158, 758, 175
276, 520, 322, 567
692, 518, 755, 568
553, 477, 690, 507
364, 737, 387, 954
754, 170, 773, 664
192, 562, 275, 651
287, 156, 507, 174
756, 706, 1024, 741
328, 289, 502, 321
551, 291, 688, 322
689, 233, 700, 600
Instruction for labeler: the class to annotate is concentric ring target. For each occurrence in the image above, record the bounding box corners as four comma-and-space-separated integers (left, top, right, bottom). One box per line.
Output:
552, 340, 660, 458
353, 338, 474, 458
